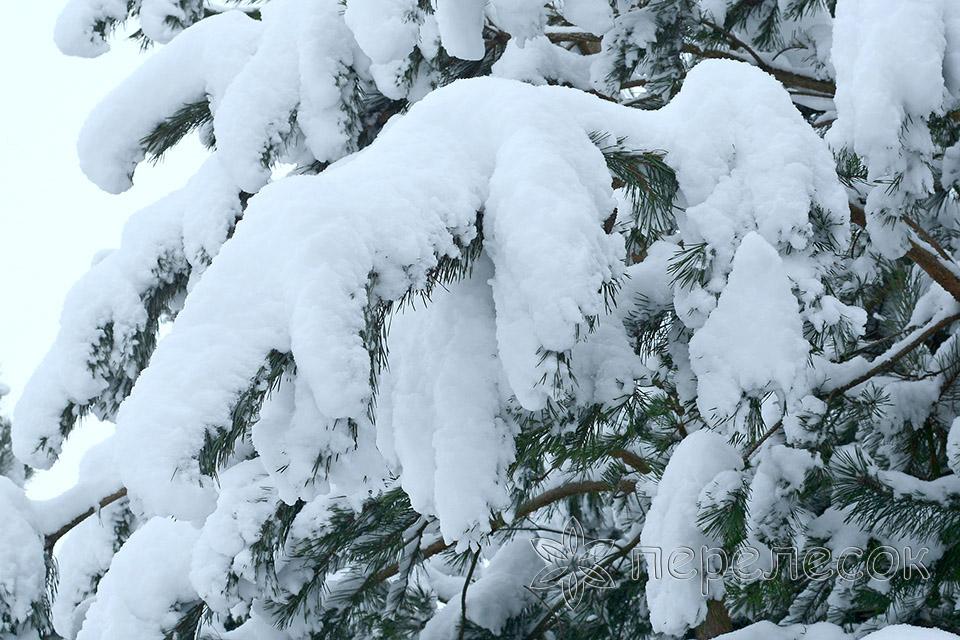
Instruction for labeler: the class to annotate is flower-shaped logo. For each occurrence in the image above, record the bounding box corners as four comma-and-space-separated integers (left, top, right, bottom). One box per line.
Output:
529, 518, 615, 609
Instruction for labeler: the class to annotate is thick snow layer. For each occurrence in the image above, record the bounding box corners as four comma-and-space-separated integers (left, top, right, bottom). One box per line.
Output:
14, 156, 240, 469
419, 534, 542, 639
344, 0, 419, 65
54, 0, 129, 58
688, 233, 810, 423
52, 501, 131, 640
0, 477, 45, 631
830, 0, 949, 185
490, 0, 547, 42
32, 437, 123, 538
862, 627, 960, 640
434, 0, 486, 60
492, 36, 594, 90
75, 518, 199, 640
641, 430, 743, 636
746, 444, 819, 542
661, 65, 848, 276
190, 460, 276, 617
33, 61, 847, 540
716, 621, 850, 640
378, 257, 517, 543
139, 0, 200, 44
108, 76, 626, 519
828, 0, 959, 254
560, 0, 614, 34
76, 12, 260, 194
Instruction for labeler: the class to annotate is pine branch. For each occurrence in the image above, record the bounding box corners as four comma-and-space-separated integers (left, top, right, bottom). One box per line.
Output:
832, 312, 960, 395
44, 487, 128, 552
681, 43, 836, 95
850, 202, 960, 304
372, 478, 639, 585
458, 549, 482, 640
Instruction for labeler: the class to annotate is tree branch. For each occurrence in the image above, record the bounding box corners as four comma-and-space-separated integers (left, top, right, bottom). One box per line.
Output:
44, 487, 128, 552
682, 44, 835, 95
850, 202, 960, 304
372, 478, 637, 584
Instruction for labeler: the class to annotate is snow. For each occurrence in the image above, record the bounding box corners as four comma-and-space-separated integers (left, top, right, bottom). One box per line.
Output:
688, 233, 810, 424
492, 36, 594, 90
31, 436, 122, 537
949, 416, 960, 475
716, 621, 850, 640
641, 429, 743, 637
828, 0, 957, 255
862, 627, 960, 640
489, 0, 547, 43
560, 0, 614, 35
139, 0, 199, 44
25, 2, 960, 636
75, 11, 261, 194
434, 0, 486, 61
344, 0, 419, 65
17, 58, 853, 539
419, 534, 542, 639
54, 0, 129, 58
75, 518, 199, 640
0, 477, 45, 633
13, 156, 241, 470
52, 500, 131, 639
189, 460, 277, 618
105, 76, 630, 520
745, 444, 819, 543
378, 257, 517, 544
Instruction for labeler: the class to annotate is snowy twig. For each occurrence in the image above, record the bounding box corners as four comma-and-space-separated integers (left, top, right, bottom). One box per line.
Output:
701, 20, 770, 73
372, 479, 637, 585
831, 312, 960, 395
458, 549, 482, 640
43, 487, 128, 552
742, 419, 784, 461
746, 311, 960, 461
850, 202, 960, 304
682, 44, 835, 96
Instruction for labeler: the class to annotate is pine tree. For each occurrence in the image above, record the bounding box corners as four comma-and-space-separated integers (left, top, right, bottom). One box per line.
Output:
6, 1, 960, 639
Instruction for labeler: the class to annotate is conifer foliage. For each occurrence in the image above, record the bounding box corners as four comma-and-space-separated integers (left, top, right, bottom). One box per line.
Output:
6, 1, 960, 639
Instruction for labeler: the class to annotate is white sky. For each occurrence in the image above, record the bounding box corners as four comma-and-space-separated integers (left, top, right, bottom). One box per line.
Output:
0, 3, 206, 498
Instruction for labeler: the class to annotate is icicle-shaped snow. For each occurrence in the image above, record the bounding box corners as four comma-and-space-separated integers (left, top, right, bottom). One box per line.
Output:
688, 232, 810, 425
378, 257, 517, 543
640, 429, 743, 637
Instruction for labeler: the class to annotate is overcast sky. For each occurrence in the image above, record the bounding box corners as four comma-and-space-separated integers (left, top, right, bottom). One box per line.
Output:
0, 3, 206, 498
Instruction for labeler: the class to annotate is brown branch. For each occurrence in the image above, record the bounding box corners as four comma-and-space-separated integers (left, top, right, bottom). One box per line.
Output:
850, 202, 960, 304
902, 215, 953, 261
832, 312, 960, 395
742, 418, 784, 461
611, 448, 652, 473
459, 549, 482, 640
682, 44, 835, 96
696, 599, 734, 640
701, 20, 769, 72
545, 31, 601, 46
44, 487, 128, 552
745, 311, 960, 461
